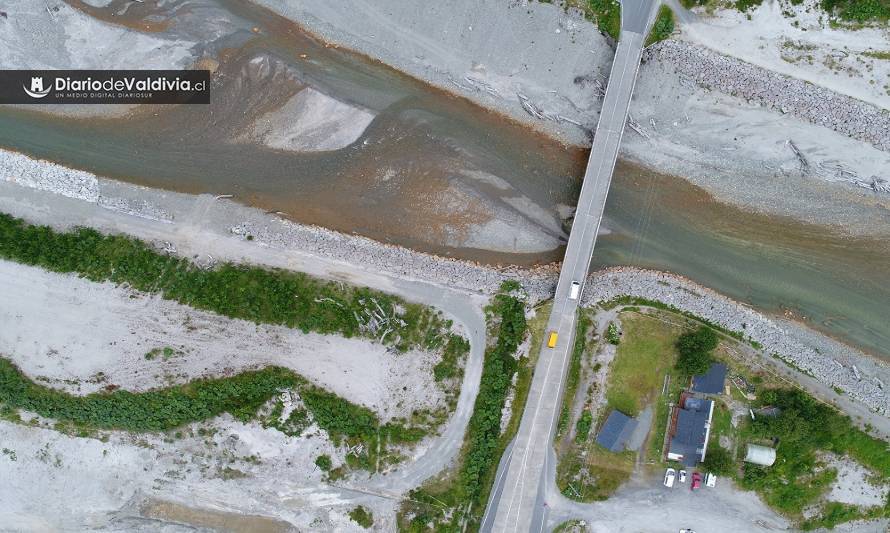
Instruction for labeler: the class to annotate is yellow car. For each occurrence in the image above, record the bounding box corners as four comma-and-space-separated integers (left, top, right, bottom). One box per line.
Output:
547, 331, 558, 348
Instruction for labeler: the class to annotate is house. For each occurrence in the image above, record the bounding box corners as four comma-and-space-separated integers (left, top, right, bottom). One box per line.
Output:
692, 363, 728, 395
666, 395, 715, 467
595, 410, 638, 452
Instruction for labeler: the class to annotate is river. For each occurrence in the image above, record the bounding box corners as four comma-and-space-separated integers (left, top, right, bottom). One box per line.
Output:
1, 0, 887, 358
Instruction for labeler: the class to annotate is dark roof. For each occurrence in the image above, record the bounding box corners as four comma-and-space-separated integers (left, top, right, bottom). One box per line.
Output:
692, 363, 728, 394
668, 399, 713, 467
595, 410, 638, 452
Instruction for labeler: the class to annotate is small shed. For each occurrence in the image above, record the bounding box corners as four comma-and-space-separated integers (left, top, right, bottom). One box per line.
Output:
692, 363, 728, 395
744, 444, 777, 466
595, 410, 638, 452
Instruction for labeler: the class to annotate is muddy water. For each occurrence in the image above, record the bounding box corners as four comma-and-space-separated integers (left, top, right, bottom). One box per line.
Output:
599, 162, 890, 358
1, 0, 888, 358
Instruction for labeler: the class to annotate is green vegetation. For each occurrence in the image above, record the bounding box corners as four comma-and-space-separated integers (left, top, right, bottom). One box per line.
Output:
821, 0, 890, 23
605, 322, 620, 345
606, 312, 681, 416
560, 0, 621, 40
574, 410, 593, 443
554, 520, 589, 533
398, 283, 528, 531
314, 454, 332, 471
735, 388, 890, 527
433, 335, 471, 382
349, 506, 374, 529
863, 49, 890, 60
556, 312, 593, 439
675, 326, 718, 376
0, 357, 297, 432
0, 213, 454, 353
702, 445, 734, 476
557, 444, 636, 502
645, 5, 675, 46
0, 353, 428, 473
144, 346, 182, 361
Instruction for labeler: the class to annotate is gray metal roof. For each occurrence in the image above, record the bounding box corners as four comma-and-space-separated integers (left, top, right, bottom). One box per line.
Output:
668, 399, 713, 467
595, 410, 638, 452
692, 363, 728, 394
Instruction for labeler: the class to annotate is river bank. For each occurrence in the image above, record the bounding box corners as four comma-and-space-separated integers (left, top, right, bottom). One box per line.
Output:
257, 0, 890, 239
1, 158, 887, 425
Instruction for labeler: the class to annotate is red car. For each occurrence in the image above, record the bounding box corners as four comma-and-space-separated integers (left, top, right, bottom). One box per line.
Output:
691, 472, 703, 490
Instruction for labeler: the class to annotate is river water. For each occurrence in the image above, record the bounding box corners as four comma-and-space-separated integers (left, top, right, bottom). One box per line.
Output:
1, 0, 887, 358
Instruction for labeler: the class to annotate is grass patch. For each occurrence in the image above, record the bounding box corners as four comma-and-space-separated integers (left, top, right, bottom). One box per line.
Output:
0, 213, 456, 354
645, 5, 675, 46
556, 444, 635, 501
821, 0, 890, 23
349, 506, 374, 528
863, 49, 890, 60
556, 311, 593, 440
605, 312, 681, 416
398, 283, 528, 532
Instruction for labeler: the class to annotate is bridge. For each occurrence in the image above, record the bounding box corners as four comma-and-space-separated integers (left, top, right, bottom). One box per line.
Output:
481, 1, 659, 530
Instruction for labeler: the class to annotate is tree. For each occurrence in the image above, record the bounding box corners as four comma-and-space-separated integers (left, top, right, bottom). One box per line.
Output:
675, 326, 718, 375
702, 445, 734, 476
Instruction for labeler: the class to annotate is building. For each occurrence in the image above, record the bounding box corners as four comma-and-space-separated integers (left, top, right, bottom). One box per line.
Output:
595, 410, 638, 452
666, 395, 715, 467
744, 444, 777, 466
692, 362, 728, 395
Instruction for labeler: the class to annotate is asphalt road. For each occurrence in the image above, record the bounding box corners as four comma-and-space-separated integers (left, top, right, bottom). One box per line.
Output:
482, 1, 658, 530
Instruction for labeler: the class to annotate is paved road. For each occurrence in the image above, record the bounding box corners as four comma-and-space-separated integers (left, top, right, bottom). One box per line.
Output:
482, 1, 658, 530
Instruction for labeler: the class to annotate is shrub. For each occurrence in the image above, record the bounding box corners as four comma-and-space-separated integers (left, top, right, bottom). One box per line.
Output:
703, 445, 734, 475
314, 454, 333, 471
348, 505, 374, 528
605, 322, 621, 345
675, 326, 718, 375
575, 410, 593, 444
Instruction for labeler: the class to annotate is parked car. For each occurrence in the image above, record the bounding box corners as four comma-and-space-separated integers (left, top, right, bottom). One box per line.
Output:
691, 472, 702, 490
706, 473, 717, 487
679, 529, 696, 533
678, 470, 687, 483
664, 468, 676, 488
569, 281, 581, 300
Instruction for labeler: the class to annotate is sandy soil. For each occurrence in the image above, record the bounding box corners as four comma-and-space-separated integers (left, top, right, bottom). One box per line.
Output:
0, 259, 445, 421
680, 0, 890, 110
247, 87, 376, 152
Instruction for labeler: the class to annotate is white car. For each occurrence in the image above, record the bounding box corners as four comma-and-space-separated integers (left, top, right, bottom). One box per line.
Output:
706, 473, 717, 487
663, 467, 676, 488
678, 469, 687, 483
569, 281, 581, 300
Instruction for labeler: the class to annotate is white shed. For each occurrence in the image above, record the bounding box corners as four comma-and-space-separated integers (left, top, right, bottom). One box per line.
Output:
744, 444, 776, 466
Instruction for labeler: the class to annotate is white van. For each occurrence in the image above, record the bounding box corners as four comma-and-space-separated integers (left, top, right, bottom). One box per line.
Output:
705, 473, 717, 488
663, 468, 676, 488
569, 281, 581, 300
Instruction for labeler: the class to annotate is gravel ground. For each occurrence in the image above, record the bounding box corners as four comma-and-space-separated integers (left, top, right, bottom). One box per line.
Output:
646, 40, 890, 153
2, 153, 887, 429
0, 259, 447, 421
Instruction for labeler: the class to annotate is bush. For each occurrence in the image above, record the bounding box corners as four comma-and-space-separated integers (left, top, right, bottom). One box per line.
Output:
605, 322, 621, 345
348, 505, 374, 528
675, 326, 718, 376
575, 410, 593, 444
586, 0, 621, 40
0, 213, 453, 353
314, 454, 333, 471
0, 357, 297, 431
703, 445, 734, 476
